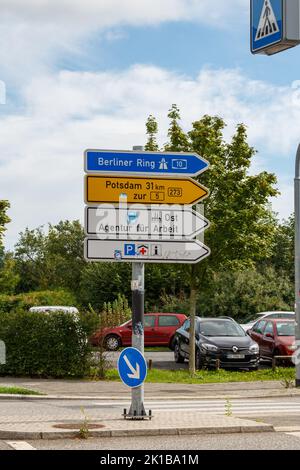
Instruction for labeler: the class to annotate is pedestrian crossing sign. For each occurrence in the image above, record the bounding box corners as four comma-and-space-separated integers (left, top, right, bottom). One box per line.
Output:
251, 0, 283, 54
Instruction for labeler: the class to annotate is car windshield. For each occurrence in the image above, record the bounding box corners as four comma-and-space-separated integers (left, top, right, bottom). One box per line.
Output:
276, 322, 295, 337
199, 320, 245, 337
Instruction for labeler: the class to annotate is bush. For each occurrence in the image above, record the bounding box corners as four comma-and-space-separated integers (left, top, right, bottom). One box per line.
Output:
0, 289, 77, 314
0, 310, 91, 377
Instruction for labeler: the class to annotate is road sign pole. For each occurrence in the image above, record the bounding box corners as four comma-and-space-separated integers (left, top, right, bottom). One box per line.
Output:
126, 145, 148, 419
127, 262, 147, 418
295, 145, 300, 387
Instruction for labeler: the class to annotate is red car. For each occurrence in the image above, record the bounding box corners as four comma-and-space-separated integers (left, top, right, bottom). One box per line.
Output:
248, 318, 296, 360
90, 313, 187, 351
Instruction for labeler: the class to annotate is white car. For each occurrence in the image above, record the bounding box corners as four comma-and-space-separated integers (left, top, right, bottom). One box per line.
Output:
241, 311, 295, 332
29, 306, 79, 317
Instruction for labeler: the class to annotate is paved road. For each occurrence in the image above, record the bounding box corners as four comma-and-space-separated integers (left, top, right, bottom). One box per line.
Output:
105, 351, 270, 370
0, 396, 299, 427
93, 396, 300, 416
5, 432, 300, 450
105, 351, 185, 370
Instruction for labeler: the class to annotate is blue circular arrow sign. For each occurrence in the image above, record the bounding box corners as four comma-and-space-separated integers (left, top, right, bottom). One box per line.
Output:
117, 347, 147, 388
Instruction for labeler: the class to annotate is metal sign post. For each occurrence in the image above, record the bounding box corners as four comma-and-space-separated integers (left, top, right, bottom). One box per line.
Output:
126, 262, 148, 418
295, 145, 300, 387
125, 146, 148, 419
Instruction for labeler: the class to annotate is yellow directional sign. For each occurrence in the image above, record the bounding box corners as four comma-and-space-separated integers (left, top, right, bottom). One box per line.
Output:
85, 175, 209, 205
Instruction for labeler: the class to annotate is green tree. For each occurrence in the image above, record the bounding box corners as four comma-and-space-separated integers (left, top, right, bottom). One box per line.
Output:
161, 111, 279, 374
79, 262, 132, 310
0, 200, 10, 251
198, 267, 293, 320
14, 220, 85, 295
269, 215, 294, 283
0, 252, 20, 294
145, 115, 159, 151
164, 104, 190, 152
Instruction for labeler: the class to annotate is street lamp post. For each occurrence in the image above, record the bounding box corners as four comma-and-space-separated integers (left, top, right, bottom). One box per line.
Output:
295, 145, 300, 386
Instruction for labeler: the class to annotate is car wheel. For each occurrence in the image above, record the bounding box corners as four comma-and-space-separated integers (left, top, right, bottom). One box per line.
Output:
174, 343, 185, 363
169, 336, 176, 351
195, 349, 204, 370
104, 335, 121, 351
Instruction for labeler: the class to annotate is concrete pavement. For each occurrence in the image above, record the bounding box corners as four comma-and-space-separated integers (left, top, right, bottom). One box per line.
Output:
0, 398, 273, 440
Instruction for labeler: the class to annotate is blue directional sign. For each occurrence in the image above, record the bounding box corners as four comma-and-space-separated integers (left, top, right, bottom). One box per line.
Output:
84, 149, 209, 177
251, 0, 283, 54
117, 347, 147, 388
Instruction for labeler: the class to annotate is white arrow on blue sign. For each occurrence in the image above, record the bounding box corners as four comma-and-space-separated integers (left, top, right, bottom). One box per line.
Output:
117, 347, 147, 388
84, 149, 209, 177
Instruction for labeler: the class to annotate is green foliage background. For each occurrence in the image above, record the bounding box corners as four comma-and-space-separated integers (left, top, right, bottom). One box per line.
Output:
0, 310, 90, 377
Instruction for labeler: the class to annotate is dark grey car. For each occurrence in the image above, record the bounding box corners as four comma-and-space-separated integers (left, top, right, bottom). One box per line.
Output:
174, 317, 260, 370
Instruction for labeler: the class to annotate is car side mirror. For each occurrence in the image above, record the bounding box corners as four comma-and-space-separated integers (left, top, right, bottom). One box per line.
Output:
265, 333, 274, 339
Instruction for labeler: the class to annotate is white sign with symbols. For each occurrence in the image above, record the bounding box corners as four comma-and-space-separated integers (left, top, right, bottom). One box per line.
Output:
84, 238, 210, 264
85, 206, 209, 240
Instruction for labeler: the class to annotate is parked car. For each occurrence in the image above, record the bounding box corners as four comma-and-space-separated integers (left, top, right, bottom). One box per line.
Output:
248, 318, 296, 360
240, 311, 295, 332
90, 313, 187, 351
174, 317, 260, 370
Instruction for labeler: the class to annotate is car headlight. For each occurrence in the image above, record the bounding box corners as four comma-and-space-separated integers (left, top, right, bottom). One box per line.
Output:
287, 344, 297, 352
202, 343, 219, 353
249, 344, 259, 354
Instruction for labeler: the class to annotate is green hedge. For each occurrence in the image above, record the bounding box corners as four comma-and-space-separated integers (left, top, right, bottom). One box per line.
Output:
0, 310, 90, 377
0, 289, 77, 314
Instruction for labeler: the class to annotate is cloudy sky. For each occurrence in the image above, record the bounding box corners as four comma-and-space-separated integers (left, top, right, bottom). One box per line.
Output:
0, 0, 299, 249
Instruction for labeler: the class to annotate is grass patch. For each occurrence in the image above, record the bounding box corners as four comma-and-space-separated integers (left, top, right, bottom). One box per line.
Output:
104, 367, 296, 384
0, 386, 42, 395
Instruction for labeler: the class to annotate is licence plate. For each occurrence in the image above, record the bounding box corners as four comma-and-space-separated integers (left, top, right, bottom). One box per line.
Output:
227, 354, 245, 359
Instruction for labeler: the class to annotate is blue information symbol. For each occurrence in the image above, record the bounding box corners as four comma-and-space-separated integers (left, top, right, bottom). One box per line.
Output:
117, 347, 147, 388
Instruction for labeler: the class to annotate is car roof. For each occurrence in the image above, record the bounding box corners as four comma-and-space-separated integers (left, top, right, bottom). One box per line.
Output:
262, 318, 295, 323
146, 312, 185, 316
196, 317, 235, 322
257, 311, 294, 316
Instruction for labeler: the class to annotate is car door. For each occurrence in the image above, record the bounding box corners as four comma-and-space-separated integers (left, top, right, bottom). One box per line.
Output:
144, 315, 157, 345
179, 319, 191, 356
260, 321, 275, 358
156, 315, 181, 346
250, 320, 267, 353
119, 320, 132, 346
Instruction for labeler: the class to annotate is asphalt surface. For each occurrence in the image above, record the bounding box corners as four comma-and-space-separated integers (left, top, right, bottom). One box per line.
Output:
105, 350, 270, 370
9, 432, 300, 450
106, 350, 185, 370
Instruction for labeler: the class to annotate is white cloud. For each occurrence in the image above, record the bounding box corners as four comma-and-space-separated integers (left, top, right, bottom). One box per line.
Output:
1, 1, 246, 29
0, 0, 247, 84
0, 64, 298, 249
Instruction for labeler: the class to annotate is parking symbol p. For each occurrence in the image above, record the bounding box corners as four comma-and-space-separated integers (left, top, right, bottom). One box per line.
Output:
124, 244, 136, 256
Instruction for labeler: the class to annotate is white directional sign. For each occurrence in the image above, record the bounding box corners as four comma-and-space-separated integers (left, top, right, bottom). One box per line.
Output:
85, 238, 210, 264
85, 206, 209, 239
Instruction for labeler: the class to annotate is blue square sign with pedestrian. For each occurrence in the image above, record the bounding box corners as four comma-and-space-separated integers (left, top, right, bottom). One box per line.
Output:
251, 0, 283, 53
